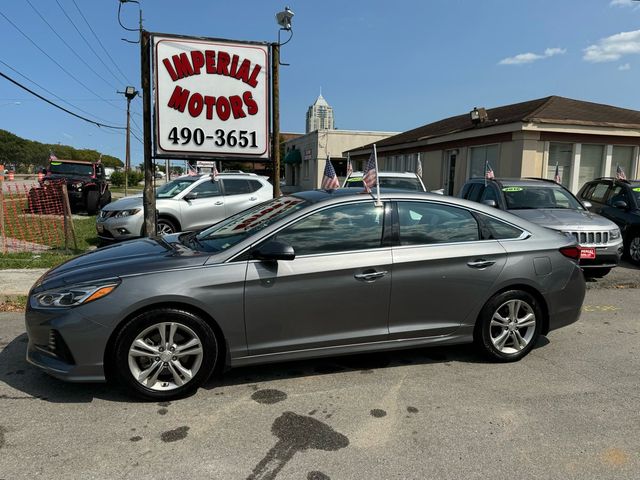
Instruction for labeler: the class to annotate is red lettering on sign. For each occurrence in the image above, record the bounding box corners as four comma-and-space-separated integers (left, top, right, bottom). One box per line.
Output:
171, 53, 194, 79
229, 54, 239, 78
162, 58, 178, 81
247, 64, 261, 88
229, 95, 246, 119
205, 50, 216, 74
190, 51, 205, 75
188, 92, 204, 117
217, 51, 230, 76
243, 91, 258, 115
235, 59, 250, 84
216, 96, 231, 121
204, 95, 216, 120
167, 85, 190, 112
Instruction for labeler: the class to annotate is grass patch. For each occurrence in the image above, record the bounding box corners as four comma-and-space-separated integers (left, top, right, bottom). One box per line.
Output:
0, 216, 99, 269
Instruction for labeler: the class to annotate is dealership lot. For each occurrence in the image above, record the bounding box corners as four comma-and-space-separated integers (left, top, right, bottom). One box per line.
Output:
0, 287, 638, 479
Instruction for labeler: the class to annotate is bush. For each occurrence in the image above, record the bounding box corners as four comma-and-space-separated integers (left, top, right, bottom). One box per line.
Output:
110, 171, 144, 188
110, 171, 125, 187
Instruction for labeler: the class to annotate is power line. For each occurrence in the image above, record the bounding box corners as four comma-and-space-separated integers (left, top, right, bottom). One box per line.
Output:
0, 10, 126, 115
71, 0, 132, 86
0, 59, 124, 126
26, 0, 121, 92
0, 69, 126, 130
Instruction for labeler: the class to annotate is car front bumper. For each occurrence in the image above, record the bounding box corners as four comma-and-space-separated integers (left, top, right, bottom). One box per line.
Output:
96, 213, 143, 242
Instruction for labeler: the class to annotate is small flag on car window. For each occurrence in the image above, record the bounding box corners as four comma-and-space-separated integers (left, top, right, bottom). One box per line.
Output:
616, 164, 626, 180
485, 160, 495, 180
554, 162, 561, 183
363, 152, 378, 192
321, 156, 340, 190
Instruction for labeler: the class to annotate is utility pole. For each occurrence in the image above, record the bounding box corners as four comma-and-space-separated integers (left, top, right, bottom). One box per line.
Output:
141, 26, 156, 236
271, 42, 281, 197
119, 86, 138, 197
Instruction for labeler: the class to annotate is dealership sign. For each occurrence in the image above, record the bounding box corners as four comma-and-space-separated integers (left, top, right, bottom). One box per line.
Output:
153, 34, 270, 159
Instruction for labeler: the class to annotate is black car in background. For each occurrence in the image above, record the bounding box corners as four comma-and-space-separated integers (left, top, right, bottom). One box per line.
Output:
577, 177, 640, 264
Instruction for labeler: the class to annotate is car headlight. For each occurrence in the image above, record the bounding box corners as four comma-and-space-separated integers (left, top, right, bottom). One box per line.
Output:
71, 182, 83, 190
610, 229, 621, 240
33, 281, 120, 308
114, 208, 141, 218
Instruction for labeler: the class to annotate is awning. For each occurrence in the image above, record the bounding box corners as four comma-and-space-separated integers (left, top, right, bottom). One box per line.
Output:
283, 149, 302, 164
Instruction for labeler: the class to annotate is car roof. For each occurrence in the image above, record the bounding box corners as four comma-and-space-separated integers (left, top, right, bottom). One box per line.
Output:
468, 177, 563, 188
347, 171, 420, 179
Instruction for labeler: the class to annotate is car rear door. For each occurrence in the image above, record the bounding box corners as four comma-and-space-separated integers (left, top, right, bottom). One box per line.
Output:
243, 201, 392, 355
388, 200, 507, 338
221, 178, 264, 216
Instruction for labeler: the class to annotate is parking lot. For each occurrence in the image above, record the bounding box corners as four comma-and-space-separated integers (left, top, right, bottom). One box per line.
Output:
0, 286, 638, 479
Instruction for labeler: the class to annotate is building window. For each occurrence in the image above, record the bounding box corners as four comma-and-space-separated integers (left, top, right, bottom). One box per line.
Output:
579, 144, 605, 187
547, 142, 573, 188
611, 145, 634, 178
469, 145, 499, 178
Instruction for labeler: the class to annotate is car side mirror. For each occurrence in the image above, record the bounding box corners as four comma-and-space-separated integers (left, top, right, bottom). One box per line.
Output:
252, 240, 295, 261
183, 192, 198, 201
613, 200, 628, 210
582, 200, 592, 209
482, 199, 497, 208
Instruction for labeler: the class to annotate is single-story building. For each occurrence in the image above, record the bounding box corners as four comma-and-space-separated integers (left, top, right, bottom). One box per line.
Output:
347, 96, 640, 194
283, 129, 399, 191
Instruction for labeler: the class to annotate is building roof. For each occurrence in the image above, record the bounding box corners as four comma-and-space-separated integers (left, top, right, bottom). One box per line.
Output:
312, 94, 330, 108
352, 96, 640, 152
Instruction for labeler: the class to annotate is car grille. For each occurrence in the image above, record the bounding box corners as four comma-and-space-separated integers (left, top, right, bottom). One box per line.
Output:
48, 329, 75, 364
568, 231, 609, 246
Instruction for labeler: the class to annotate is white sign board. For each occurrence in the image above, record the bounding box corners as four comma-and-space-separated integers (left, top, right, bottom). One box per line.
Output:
153, 35, 270, 159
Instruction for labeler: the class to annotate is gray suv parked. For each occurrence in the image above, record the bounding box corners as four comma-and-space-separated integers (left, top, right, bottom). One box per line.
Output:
460, 178, 623, 278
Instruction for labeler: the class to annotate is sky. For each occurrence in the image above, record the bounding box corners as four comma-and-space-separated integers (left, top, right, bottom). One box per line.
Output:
2, 0, 640, 167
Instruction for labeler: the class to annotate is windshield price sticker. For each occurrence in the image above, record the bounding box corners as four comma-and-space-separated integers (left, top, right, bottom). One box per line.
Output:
633, 187, 640, 192
502, 187, 524, 192
154, 35, 269, 159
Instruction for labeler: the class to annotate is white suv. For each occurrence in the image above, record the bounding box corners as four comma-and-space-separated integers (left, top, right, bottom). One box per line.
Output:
96, 173, 272, 242
342, 171, 426, 191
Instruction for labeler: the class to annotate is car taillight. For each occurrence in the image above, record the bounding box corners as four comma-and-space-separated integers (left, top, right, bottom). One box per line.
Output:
560, 246, 581, 260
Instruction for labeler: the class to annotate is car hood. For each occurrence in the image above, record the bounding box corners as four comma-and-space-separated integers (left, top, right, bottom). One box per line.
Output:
509, 208, 616, 230
46, 174, 93, 183
31, 235, 208, 293
101, 195, 144, 211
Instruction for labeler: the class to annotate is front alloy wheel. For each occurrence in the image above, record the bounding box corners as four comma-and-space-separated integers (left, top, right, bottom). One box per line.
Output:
113, 308, 217, 400
475, 290, 542, 362
628, 235, 640, 264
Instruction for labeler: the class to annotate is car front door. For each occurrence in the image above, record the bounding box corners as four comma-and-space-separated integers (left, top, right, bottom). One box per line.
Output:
600, 185, 637, 233
243, 201, 392, 355
178, 179, 226, 230
388, 201, 508, 338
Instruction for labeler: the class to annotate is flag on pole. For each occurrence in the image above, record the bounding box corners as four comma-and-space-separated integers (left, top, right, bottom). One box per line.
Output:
362, 152, 377, 192
211, 161, 219, 181
616, 164, 627, 180
485, 160, 494, 179
49, 151, 58, 162
416, 153, 423, 178
554, 162, 561, 183
321, 156, 340, 190
346, 153, 353, 177
187, 163, 197, 176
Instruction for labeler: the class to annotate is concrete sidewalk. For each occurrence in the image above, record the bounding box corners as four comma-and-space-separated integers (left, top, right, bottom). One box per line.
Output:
0, 268, 47, 300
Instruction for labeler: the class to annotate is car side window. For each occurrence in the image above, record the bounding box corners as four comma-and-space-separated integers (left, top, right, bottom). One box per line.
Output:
607, 186, 629, 206
479, 185, 499, 203
477, 213, 524, 240
590, 182, 610, 203
272, 202, 384, 255
465, 183, 484, 202
248, 180, 264, 192
223, 179, 252, 195
190, 180, 221, 198
397, 201, 479, 246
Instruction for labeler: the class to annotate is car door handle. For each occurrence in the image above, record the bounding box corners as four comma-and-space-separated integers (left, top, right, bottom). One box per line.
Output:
214, 201, 224, 205
354, 270, 388, 281
249, 196, 258, 201
467, 259, 496, 269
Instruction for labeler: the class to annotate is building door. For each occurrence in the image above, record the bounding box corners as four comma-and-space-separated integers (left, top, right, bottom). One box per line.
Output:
443, 151, 457, 195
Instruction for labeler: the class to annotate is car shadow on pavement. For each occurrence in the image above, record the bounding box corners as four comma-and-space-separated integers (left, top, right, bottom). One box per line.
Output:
0, 333, 132, 404
204, 336, 551, 391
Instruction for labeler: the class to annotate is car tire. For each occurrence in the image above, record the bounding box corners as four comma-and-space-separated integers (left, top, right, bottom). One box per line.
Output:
112, 308, 218, 400
583, 267, 611, 279
86, 190, 100, 215
626, 233, 640, 265
100, 191, 112, 208
157, 217, 178, 235
474, 290, 542, 362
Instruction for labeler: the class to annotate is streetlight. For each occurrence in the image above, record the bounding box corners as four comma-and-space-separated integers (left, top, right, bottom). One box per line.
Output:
119, 86, 138, 196
272, 6, 294, 197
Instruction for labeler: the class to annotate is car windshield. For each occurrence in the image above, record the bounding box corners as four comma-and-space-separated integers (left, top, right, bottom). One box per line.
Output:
631, 185, 640, 203
156, 178, 198, 198
345, 176, 424, 191
503, 186, 583, 210
189, 196, 309, 252
49, 161, 93, 176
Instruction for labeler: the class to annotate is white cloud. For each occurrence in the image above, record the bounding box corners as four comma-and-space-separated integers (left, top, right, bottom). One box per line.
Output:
499, 47, 566, 65
619, 63, 631, 70
584, 30, 640, 62
610, 0, 637, 7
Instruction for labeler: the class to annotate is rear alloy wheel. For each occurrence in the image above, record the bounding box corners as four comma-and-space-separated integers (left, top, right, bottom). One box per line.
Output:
113, 309, 217, 400
475, 290, 542, 362
628, 235, 640, 265
157, 217, 177, 235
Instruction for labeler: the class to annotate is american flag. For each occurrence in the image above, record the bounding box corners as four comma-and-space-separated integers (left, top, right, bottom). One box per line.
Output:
554, 162, 561, 183
362, 152, 377, 192
616, 164, 627, 180
346, 153, 353, 177
416, 153, 423, 178
321, 157, 340, 190
49, 151, 58, 162
187, 163, 197, 176
485, 160, 494, 179
211, 162, 219, 181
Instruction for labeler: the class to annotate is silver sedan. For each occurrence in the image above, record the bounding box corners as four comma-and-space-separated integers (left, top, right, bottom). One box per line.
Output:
26, 190, 585, 400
